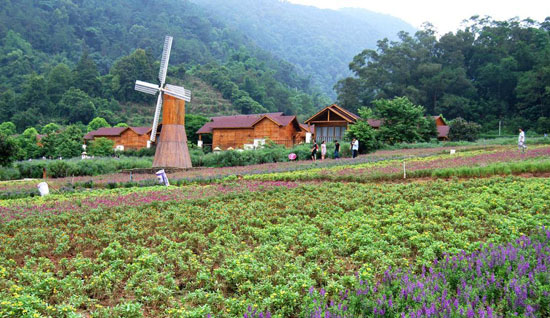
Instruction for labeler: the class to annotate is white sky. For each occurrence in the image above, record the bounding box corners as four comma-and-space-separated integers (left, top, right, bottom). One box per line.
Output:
287, 0, 550, 34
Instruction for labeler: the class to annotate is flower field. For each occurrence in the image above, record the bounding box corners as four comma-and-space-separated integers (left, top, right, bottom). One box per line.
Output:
0, 145, 490, 197
249, 146, 550, 183
1, 173, 550, 317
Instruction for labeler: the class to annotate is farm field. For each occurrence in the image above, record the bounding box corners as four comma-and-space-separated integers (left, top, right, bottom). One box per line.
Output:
0, 146, 549, 317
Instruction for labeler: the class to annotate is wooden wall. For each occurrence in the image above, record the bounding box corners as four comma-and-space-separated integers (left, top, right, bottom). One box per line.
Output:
92, 130, 149, 150
212, 118, 302, 149
435, 117, 445, 126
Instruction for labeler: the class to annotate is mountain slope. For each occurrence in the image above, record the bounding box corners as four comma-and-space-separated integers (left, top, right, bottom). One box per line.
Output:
192, 0, 416, 95
0, 0, 326, 130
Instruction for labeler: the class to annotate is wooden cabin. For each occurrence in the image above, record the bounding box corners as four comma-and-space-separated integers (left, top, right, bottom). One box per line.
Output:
305, 104, 451, 142
84, 126, 152, 151
432, 115, 450, 141
196, 113, 305, 150
304, 104, 360, 143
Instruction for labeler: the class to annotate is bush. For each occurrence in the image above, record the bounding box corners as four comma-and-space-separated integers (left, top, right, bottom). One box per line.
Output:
448, 117, 481, 141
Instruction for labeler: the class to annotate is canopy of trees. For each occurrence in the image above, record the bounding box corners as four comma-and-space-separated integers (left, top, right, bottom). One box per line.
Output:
0, 0, 327, 132
336, 17, 550, 133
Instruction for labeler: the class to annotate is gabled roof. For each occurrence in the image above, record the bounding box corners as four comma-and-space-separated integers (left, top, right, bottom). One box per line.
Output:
304, 104, 360, 124
437, 125, 450, 138
84, 126, 151, 140
196, 113, 298, 134
432, 115, 447, 125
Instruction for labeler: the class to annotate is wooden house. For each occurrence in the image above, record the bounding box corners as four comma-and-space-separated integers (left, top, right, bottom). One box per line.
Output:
84, 126, 152, 151
196, 113, 305, 150
432, 116, 450, 141
305, 104, 451, 142
304, 104, 360, 143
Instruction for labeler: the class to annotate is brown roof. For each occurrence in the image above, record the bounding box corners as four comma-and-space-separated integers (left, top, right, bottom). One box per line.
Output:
437, 125, 450, 138
197, 113, 298, 134
305, 104, 360, 124
84, 126, 151, 140
367, 119, 383, 128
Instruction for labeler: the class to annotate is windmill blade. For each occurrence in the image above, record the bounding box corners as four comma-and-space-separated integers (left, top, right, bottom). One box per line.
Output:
164, 84, 192, 102
150, 93, 163, 143
158, 36, 173, 86
135, 80, 159, 95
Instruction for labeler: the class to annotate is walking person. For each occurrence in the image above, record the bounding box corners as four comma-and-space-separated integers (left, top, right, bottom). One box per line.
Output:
334, 140, 340, 159
320, 141, 327, 160
311, 141, 318, 161
351, 137, 359, 158
518, 128, 527, 153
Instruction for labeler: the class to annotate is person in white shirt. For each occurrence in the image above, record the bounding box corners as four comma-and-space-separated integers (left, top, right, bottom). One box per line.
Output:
351, 138, 359, 158
518, 128, 527, 153
320, 141, 327, 160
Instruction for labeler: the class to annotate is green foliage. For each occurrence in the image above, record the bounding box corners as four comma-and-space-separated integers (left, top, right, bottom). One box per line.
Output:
110, 49, 156, 103
336, 18, 550, 129
373, 97, 433, 145
449, 117, 482, 141
114, 123, 129, 128
87, 117, 111, 132
58, 88, 96, 124
41, 123, 60, 135
14, 127, 42, 160
194, 0, 415, 96
0, 0, 324, 127
88, 137, 115, 157
345, 108, 380, 153
0, 133, 19, 166
0, 122, 16, 136
185, 114, 209, 144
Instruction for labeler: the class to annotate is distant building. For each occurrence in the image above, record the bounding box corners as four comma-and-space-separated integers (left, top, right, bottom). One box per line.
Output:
84, 126, 152, 151
304, 104, 360, 143
196, 112, 306, 150
305, 104, 450, 142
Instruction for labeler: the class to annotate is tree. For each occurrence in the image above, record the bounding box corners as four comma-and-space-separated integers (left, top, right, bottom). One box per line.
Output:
47, 63, 73, 104
185, 114, 209, 144
0, 122, 16, 136
88, 137, 114, 157
41, 123, 60, 135
373, 97, 428, 145
87, 117, 111, 132
345, 107, 380, 153
56, 125, 84, 158
73, 52, 101, 97
58, 88, 96, 124
0, 133, 19, 166
15, 127, 42, 159
114, 123, 129, 128
110, 49, 156, 103
448, 117, 481, 141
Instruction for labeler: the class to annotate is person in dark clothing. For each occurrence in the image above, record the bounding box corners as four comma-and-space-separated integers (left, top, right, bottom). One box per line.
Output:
334, 140, 340, 159
311, 142, 318, 161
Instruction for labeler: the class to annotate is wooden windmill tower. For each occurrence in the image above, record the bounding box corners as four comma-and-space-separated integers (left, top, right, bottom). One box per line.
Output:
135, 36, 192, 169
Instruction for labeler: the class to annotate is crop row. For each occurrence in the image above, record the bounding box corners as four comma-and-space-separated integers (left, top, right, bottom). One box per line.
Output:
0, 176, 549, 317
248, 146, 550, 182
0, 146, 488, 197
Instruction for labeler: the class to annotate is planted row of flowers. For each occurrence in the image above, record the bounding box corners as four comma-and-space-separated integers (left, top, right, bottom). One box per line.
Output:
1, 176, 549, 317
248, 146, 550, 182
0, 145, 489, 197
300, 228, 550, 317
0, 180, 300, 223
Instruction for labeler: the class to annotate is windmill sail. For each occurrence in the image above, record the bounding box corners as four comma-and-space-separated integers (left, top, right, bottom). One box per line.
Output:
158, 36, 173, 85
150, 94, 163, 142
135, 80, 159, 95
164, 84, 191, 102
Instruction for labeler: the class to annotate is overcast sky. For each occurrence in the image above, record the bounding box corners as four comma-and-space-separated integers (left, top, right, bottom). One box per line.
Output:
287, 0, 550, 34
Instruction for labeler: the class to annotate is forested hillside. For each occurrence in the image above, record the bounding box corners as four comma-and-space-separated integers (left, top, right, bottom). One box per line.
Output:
0, 0, 327, 132
193, 0, 416, 96
337, 17, 550, 133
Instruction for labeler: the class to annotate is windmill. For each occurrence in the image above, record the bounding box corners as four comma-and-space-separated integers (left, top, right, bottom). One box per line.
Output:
135, 36, 192, 169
